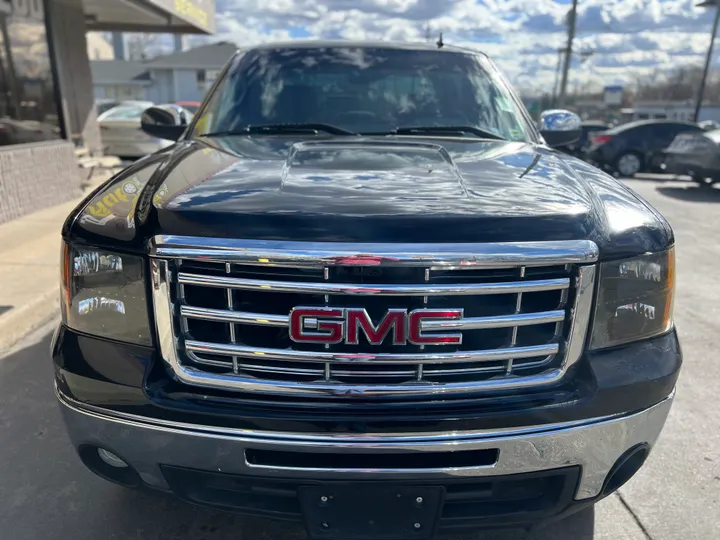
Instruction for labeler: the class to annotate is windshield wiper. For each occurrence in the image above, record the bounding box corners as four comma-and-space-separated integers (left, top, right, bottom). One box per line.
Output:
388, 125, 506, 140
200, 123, 358, 136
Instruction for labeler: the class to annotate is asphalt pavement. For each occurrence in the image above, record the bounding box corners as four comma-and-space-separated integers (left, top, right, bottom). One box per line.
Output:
1, 175, 718, 540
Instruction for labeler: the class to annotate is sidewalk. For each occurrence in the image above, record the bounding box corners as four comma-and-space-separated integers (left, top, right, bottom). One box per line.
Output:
0, 167, 121, 353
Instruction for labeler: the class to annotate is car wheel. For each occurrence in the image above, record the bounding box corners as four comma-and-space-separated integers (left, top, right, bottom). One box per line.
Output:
616, 152, 643, 177
693, 174, 715, 188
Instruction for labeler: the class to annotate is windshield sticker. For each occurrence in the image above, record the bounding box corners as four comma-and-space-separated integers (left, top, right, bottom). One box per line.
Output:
495, 96, 514, 113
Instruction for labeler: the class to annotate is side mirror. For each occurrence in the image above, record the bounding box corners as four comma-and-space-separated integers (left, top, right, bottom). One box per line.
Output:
539, 109, 582, 147
140, 106, 187, 141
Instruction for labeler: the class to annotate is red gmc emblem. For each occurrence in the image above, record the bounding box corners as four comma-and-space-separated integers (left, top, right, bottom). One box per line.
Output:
289, 307, 463, 346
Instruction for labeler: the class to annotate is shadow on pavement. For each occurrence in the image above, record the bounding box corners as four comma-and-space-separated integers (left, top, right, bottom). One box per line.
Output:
0, 329, 596, 540
100, 486, 596, 540
656, 185, 720, 203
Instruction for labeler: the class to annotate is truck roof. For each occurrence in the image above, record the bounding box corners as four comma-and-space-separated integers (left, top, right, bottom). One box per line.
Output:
244, 39, 487, 57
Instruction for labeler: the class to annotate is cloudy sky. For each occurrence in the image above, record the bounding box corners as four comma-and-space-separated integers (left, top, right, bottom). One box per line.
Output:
192, 0, 717, 95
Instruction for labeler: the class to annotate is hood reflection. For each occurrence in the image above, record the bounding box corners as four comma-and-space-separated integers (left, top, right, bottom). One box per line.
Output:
158, 136, 590, 220
67, 134, 671, 258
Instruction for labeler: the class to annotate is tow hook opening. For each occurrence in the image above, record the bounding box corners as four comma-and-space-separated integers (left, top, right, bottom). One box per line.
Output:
602, 443, 650, 496
78, 445, 141, 487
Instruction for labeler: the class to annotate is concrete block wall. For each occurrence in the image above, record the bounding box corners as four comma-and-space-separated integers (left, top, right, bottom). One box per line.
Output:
0, 141, 82, 224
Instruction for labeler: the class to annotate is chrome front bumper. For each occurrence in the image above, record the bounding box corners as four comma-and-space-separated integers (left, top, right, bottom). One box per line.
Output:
57, 389, 674, 501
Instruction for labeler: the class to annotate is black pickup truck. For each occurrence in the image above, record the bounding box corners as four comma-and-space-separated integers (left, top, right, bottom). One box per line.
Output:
53, 42, 680, 538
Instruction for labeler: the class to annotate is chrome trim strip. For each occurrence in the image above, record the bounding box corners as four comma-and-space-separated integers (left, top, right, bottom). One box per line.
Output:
177, 272, 570, 296
424, 310, 565, 330
180, 306, 288, 327
150, 236, 600, 269
57, 383, 672, 444
180, 306, 565, 331
423, 358, 552, 375
563, 265, 596, 368
184, 358, 555, 378
187, 355, 553, 377
57, 386, 675, 499
243, 461, 495, 474
184, 340, 560, 364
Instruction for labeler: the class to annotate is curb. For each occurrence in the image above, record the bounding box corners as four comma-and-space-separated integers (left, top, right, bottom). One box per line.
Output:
0, 286, 59, 354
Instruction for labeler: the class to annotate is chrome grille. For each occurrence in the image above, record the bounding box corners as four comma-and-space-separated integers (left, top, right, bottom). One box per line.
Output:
150, 237, 598, 398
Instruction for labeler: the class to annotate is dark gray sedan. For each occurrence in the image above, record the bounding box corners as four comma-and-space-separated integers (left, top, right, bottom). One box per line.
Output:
663, 129, 720, 186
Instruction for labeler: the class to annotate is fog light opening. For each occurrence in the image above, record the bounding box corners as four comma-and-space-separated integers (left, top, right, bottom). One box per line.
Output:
602, 443, 650, 496
97, 448, 129, 468
78, 445, 141, 487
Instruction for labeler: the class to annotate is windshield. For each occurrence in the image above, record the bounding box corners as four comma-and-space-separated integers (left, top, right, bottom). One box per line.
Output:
191, 46, 533, 141
99, 106, 146, 121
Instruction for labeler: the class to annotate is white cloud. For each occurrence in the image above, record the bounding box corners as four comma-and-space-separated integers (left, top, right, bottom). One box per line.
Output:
148, 0, 720, 94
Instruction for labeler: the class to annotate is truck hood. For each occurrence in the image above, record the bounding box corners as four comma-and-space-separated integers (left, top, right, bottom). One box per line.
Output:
67, 136, 672, 259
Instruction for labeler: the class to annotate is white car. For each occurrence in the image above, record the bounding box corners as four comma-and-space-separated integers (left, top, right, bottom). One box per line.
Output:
98, 103, 187, 159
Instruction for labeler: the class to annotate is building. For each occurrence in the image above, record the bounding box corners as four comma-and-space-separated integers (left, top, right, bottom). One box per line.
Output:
87, 32, 114, 60
620, 100, 720, 123
90, 42, 237, 104
143, 42, 237, 103
0, 0, 216, 224
90, 60, 151, 101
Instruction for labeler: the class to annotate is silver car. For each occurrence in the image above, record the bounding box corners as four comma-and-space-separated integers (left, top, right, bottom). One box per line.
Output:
98, 103, 182, 159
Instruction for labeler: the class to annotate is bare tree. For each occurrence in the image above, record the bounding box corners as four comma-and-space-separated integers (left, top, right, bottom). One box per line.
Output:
631, 66, 720, 103
125, 33, 160, 61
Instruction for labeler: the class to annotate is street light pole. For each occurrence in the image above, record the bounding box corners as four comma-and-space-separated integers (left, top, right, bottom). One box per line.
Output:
695, 0, 720, 123
558, 0, 578, 108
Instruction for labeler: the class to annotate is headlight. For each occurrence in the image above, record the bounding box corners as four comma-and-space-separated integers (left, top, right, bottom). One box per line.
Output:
60, 242, 152, 345
590, 248, 675, 350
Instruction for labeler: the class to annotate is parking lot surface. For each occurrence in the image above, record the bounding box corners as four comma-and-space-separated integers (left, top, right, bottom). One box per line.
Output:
0, 176, 717, 540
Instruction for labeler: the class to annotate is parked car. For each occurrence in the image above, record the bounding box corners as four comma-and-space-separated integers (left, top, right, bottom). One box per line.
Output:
558, 120, 609, 158
97, 103, 181, 159
662, 128, 720, 186
96, 99, 154, 117
96, 99, 120, 116
587, 120, 703, 177
698, 120, 720, 131
175, 100, 201, 114
55, 41, 680, 537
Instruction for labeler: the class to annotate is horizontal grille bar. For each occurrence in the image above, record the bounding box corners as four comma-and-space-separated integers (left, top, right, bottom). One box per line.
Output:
177, 273, 570, 296
181, 306, 288, 327
151, 236, 600, 269
184, 340, 560, 364
180, 305, 565, 331
188, 356, 553, 378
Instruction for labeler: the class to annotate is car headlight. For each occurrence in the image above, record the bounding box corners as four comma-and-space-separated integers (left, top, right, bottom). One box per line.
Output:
60, 242, 152, 345
590, 248, 675, 350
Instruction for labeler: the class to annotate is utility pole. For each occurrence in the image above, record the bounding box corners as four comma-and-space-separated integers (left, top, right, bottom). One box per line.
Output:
552, 47, 565, 107
695, 0, 720, 122
558, 0, 578, 108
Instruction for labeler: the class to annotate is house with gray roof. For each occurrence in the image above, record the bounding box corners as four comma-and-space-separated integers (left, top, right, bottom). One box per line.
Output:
142, 42, 238, 103
90, 60, 151, 101
90, 42, 238, 105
